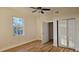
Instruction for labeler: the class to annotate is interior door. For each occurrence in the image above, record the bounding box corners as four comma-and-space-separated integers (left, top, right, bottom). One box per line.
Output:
42, 22, 49, 43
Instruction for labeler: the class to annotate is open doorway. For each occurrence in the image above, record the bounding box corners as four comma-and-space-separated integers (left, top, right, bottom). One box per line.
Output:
42, 22, 53, 44
48, 22, 53, 43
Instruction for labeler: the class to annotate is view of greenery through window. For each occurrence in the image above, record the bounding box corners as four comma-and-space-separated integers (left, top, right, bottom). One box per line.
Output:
12, 16, 24, 36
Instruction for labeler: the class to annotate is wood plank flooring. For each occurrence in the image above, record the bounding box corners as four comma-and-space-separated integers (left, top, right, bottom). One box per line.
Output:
4, 40, 75, 52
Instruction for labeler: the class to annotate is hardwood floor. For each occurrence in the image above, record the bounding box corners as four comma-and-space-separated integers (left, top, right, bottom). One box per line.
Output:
4, 40, 75, 52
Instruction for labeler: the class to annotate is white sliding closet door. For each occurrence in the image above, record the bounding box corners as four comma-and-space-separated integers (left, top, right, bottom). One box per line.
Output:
59, 20, 67, 47
68, 20, 75, 48
58, 19, 76, 48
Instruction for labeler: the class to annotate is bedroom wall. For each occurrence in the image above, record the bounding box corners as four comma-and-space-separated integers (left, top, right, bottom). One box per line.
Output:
0, 8, 37, 51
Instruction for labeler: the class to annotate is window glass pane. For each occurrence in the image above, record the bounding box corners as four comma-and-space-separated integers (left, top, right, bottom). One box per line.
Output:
12, 16, 24, 36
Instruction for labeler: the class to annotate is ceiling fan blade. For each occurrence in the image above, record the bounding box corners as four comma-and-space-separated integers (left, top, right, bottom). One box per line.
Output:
30, 7, 42, 9
32, 10, 37, 13
30, 7, 37, 9
37, 7, 42, 9
42, 9, 50, 11
30, 7, 51, 14
41, 11, 44, 14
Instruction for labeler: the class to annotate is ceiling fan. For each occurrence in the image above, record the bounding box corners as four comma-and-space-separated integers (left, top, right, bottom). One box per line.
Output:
30, 7, 51, 14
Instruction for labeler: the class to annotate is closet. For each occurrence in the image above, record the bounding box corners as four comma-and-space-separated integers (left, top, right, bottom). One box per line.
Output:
58, 18, 76, 48
53, 18, 76, 49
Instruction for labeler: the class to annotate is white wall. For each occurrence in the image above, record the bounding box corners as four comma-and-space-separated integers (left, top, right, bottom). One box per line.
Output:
53, 20, 57, 47
0, 8, 37, 51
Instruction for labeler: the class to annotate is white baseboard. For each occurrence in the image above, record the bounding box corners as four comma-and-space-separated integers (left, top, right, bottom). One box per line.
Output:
0, 39, 37, 52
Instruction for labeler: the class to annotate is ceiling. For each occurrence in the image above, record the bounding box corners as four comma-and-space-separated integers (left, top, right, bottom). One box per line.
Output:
10, 7, 79, 16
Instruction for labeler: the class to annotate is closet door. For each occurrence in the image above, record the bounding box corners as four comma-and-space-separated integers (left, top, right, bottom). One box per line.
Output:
68, 20, 75, 48
58, 19, 76, 49
58, 20, 68, 47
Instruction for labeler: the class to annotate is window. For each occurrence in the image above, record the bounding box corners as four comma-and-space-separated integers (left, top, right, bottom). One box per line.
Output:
12, 16, 24, 36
